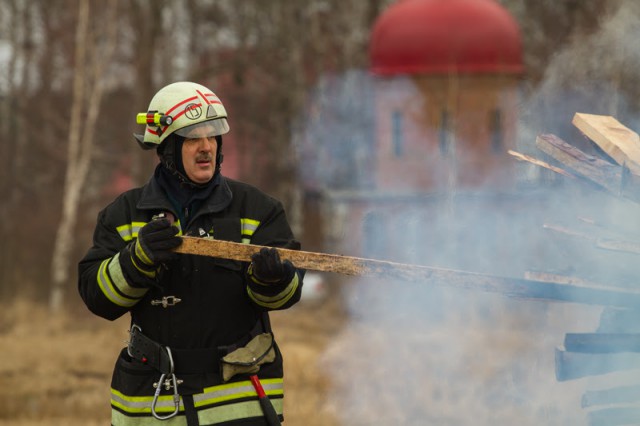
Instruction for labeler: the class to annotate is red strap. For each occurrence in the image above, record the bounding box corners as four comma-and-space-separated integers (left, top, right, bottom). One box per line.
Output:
249, 375, 267, 398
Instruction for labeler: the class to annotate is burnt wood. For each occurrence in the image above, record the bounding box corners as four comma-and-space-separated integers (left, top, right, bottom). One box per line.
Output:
535, 134, 640, 203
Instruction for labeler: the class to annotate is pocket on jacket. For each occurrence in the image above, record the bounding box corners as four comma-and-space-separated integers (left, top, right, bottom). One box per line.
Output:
111, 347, 158, 396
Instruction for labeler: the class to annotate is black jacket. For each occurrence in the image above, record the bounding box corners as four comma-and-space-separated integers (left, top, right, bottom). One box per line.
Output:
78, 174, 303, 425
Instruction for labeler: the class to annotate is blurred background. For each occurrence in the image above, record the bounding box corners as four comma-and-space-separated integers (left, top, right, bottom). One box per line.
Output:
3, 0, 640, 424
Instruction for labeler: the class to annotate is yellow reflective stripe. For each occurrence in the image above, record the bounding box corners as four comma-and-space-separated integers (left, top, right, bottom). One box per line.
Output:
130, 251, 157, 278
111, 400, 282, 425
116, 220, 182, 242
116, 222, 145, 242
97, 257, 145, 307
111, 379, 283, 422
193, 379, 281, 407
111, 388, 185, 414
198, 399, 283, 425
112, 409, 187, 425
240, 218, 260, 241
248, 273, 299, 309
108, 253, 149, 298
134, 239, 154, 265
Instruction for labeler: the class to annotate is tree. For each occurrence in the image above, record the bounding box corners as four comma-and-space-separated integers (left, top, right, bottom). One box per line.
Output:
49, 0, 119, 311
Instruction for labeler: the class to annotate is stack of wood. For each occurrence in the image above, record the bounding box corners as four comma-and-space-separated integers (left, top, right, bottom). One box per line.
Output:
510, 113, 640, 425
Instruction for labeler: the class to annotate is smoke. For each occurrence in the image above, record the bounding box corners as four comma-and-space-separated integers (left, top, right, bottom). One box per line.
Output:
294, 2, 640, 425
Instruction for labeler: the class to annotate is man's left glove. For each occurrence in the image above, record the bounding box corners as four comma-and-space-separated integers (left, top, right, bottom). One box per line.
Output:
249, 247, 295, 285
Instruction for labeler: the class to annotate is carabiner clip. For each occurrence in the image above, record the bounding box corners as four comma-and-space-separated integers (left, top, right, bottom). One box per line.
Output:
151, 347, 181, 420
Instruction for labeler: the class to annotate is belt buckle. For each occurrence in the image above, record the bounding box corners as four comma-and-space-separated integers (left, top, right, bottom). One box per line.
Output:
126, 324, 142, 358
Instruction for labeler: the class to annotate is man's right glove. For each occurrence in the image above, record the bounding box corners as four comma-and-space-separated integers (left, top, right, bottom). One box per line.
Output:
121, 218, 182, 283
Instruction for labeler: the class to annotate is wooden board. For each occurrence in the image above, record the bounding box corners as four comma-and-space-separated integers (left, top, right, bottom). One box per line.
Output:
564, 333, 640, 353
174, 237, 640, 308
582, 385, 640, 407
572, 112, 640, 175
555, 347, 640, 381
507, 149, 575, 178
589, 407, 640, 426
536, 133, 640, 203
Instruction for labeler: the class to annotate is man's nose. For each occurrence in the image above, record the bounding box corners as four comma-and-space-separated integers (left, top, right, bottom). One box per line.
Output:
196, 138, 213, 150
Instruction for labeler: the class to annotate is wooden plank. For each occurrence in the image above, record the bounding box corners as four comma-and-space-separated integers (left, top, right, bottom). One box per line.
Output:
524, 271, 607, 288
536, 134, 624, 191
598, 308, 640, 333
507, 149, 575, 178
536, 133, 640, 203
582, 385, 640, 408
597, 238, 640, 255
174, 237, 640, 308
588, 407, 640, 426
542, 222, 640, 256
555, 347, 640, 381
572, 112, 640, 175
564, 333, 640, 353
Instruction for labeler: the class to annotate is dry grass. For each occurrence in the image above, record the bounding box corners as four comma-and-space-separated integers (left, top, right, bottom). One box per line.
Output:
0, 286, 603, 425
0, 295, 344, 425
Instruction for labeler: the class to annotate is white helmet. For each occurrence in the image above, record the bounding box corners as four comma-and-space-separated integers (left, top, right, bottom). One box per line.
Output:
134, 81, 230, 148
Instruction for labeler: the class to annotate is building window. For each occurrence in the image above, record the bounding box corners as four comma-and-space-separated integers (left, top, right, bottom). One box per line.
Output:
363, 211, 386, 259
490, 109, 503, 153
439, 109, 451, 156
392, 110, 403, 157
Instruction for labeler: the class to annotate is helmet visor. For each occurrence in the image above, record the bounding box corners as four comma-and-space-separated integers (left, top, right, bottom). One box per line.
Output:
174, 119, 230, 139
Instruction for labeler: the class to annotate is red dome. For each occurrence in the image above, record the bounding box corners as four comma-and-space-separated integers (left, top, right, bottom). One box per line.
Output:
369, 0, 524, 75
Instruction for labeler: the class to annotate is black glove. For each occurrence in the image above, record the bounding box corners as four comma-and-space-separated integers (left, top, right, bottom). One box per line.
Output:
134, 219, 182, 265
118, 218, 181, 286
249, 247, 295, 284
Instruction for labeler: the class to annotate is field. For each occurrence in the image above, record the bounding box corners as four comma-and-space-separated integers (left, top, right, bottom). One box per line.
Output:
0, 291, 344, 426
0, 282, 605, 425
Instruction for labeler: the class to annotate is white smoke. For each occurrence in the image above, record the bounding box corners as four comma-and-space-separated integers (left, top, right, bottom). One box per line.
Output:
295, 2, 640, 424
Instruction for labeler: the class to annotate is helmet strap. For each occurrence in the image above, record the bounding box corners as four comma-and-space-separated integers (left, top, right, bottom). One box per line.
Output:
157, 134, 224, 188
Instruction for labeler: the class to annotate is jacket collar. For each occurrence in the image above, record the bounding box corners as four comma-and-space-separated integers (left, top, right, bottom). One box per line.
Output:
136, 173, 233, 218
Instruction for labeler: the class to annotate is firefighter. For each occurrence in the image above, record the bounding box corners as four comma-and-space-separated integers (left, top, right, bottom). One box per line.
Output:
78, 81, 304, 425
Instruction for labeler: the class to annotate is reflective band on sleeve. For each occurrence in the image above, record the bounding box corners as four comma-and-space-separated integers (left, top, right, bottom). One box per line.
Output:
116, 222, 146, 242
240, 218, 260, 244
247, 273, 299, 309
97, 256, 147, 308
134, 239, 154, 266
130, 250, 157, 279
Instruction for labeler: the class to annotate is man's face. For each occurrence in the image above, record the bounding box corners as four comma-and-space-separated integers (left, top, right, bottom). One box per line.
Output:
181, 124, 218, 184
